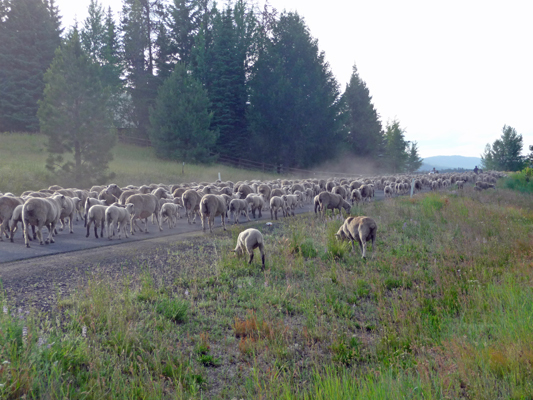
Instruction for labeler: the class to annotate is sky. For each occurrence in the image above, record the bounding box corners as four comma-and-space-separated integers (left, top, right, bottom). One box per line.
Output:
55, 0, 533, 159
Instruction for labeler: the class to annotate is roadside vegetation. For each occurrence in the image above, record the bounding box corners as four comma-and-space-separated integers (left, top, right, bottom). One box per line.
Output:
502, 167, 533, 194
1, 185, 532, 399
0, 132, 279, 195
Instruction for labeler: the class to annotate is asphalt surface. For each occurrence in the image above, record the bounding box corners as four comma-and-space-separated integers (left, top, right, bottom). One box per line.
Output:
0, 187, 403, 264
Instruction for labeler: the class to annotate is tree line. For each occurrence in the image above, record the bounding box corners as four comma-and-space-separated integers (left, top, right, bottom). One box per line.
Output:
0, 0, 423, 186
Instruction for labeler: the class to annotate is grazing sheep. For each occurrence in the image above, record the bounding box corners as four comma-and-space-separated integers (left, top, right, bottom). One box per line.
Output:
318, 192, 351, 219
86, 204, 109, 238
270, 196, 288, 220
200, 194, 227, 233
23, 195, 67, 247
126, 193, 162, 234
182, 189, 203, 224
229, 199, 250, 224
335, 216, 377, 259
160, 203, 180, 229
232, 228, 265, 269
106, 203, 134, 239
0, 196, 24, 240
475, 181, 495, 190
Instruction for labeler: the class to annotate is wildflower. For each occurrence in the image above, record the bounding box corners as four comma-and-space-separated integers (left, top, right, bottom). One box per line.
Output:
38, 337, 45, 347
2, 361, 10, 365
184, 290, 189, 297
2, 306, 7, 314
22, 326, 27, 342
82, 325, 87, 338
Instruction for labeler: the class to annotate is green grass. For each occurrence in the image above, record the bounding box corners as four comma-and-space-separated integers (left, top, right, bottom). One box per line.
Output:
0, 132, 281, 194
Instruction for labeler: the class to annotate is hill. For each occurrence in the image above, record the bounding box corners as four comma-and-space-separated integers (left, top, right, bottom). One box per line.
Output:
420, 155, 481, 171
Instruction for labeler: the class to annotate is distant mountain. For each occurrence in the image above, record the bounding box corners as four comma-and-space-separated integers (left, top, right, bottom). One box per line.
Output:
420, 155, 481, 171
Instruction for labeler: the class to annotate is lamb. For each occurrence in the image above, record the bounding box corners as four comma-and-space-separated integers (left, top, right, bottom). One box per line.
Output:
229, 198, 250, 224
22, 195, 67, 247
126, 193, 162, 234
160, 202, 180, 229
245, 194, 264, 219
456, 180, 465, 189
231, 228, 265, 269
317, 192, 351, 219
0, 195, 24, 240
182, 189, 203, 224
84, 198, 107, 226
86, 204, 109, 238
335, 216, 377, 259
200, 194, 227, 233
106, 203, 134, 239
475, 181, 495, 190
270, 196, 288, 220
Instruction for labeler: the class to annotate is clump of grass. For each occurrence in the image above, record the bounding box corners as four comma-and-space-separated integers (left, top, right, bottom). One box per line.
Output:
154, 297, 189, 323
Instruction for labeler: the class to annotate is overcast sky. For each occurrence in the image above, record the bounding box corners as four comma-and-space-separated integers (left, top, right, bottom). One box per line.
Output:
56, 0, 533, 158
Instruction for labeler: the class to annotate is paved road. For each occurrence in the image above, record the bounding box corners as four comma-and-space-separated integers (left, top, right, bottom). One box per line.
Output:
0, 187, 404, 264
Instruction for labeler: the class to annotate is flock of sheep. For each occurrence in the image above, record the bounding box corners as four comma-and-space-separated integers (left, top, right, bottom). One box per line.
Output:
0, 170, 504, 265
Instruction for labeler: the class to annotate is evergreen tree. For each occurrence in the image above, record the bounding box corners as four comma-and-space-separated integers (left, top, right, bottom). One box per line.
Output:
38, 29, 116, 187
0, 0, 61, 132
341, 64, 383, 158
248, 12, 342, 168
481, 125, 525, 171
149, 63, 216, 163
120, 0, 165, 138
383, 120, 409, 173
406, 141, 423, 172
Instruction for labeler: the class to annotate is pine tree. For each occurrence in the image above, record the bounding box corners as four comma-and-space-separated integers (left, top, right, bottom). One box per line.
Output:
0, 0, 61, 132
383, 120, 409, 173
120, 0, 165, 138
248, 12, 342, 168
149, 63, 217, 163
481, 125, 525, 171
341, 65, 383, 158
406, 141, 423, 172
38, 29, 116, 187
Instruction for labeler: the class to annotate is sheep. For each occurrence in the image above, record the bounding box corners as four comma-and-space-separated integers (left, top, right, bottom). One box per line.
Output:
231, 228, 265, 269
8, 204, 26, 242
270, 188, 285, 198
84, 198, 107, 227
475, 181, 495, 190
22, 195, 67, 247
351, 188, 363, 204
0, 195, 24, 240
332, 185, 347, 200
118, 185, 151, 205
126, 193, 162, 234
281, 194, 298, 216
314, 195, 320, 214
229, 199, 250, 224
160, 203, 180, 229
58, 196, 80, 234
456, 180, 465, 189
257, 184, 272, 208
86, 204, 109, 238
182, 189, 203, 224
98, 189, 119, 206
335, 216, 377, 259
238, 184, 254, 199
106, 203, 134, 239
268, 196, 286, 220
317, 192, 351, 219
359, 185, 373, 202
384, 186, 393, 198
200, 194, 227, 233
105, 183, 123, 199
245, 194, 264, 219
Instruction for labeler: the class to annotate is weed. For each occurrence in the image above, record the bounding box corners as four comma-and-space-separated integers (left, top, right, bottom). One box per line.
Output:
154, 297, 189, 323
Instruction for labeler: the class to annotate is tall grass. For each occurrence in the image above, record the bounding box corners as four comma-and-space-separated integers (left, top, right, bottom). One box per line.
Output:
0, 132, 280, 194
1, 174, 533, 397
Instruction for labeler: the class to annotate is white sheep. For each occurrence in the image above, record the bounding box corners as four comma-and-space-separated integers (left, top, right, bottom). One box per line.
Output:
200, 194, 227, 233
335, 216, 377, 259
270, 196, 287, 220
229, 198, 250, 224
232, 228, 265, 269
160, 202, 180, 229
22, 195, 67, 247
106, 203, 134, 239
86, 204, 109, 239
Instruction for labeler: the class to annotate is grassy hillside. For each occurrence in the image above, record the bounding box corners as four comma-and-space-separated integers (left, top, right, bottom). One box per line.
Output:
2, 187, 533, 398
0, 133, 280, 195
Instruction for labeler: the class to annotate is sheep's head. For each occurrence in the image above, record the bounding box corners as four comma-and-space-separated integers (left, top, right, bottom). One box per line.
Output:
335, 226, 348, 241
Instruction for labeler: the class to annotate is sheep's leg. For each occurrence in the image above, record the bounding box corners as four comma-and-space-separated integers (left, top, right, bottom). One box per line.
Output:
94, 223, 99, 239
248, 250, 254, 264
86, 220, 91, 238
258, 208, 262, 218
23, 220, 31, 247
221, 214, 226, 231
